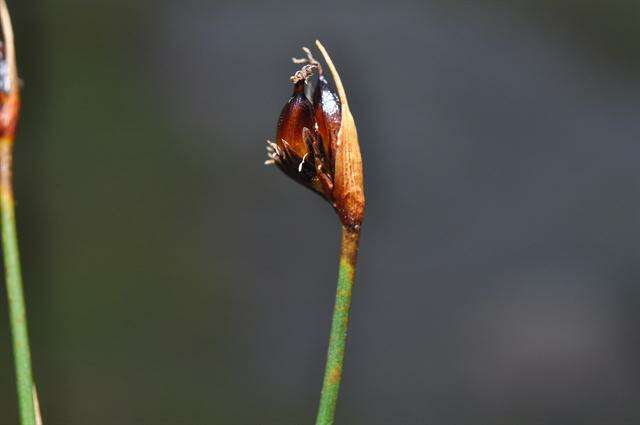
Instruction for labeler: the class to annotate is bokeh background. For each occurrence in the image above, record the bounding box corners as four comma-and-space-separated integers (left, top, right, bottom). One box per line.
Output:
0, 0, 639, 424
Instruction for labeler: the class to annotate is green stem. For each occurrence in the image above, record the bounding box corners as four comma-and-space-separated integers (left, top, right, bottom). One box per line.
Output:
0, 138, 36, 425
315, 225, 361, 425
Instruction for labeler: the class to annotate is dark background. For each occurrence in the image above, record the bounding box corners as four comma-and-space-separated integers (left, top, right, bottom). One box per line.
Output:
0, 0, 639, 424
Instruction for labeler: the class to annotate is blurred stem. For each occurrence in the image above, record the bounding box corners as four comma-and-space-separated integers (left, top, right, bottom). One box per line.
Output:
0, 137, 35, 425
315, 226, 360, 425
0, 3, 37, 424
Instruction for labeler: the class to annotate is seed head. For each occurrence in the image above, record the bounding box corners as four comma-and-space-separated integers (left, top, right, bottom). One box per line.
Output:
0, 0, 18, 141
266, 41, 365, 230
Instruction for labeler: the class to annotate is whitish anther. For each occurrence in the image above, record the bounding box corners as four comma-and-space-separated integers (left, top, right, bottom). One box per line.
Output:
298, 153, 309, 172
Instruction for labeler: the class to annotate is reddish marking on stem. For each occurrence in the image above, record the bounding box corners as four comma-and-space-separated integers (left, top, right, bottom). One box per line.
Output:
329, 366, 342, 385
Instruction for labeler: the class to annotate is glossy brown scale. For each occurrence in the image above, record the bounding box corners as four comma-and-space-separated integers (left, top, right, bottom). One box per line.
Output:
313, 74, 341, 172
276, 80, 314, 158
269, 80, 328, 196
0, 89, 19, 138
0, 57, 20, 138
0, 50, 17, 139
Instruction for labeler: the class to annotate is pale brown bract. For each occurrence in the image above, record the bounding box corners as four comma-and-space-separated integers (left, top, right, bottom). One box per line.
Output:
315, 40, 365, 230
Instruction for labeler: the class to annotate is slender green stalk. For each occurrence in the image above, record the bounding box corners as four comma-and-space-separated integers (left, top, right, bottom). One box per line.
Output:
0, 138, 35, 425
315, 226, 361, 425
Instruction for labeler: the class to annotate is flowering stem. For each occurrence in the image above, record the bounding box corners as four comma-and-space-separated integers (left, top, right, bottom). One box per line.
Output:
0, 2, 36, 424
0, 138, 35, 425
315, 226, 361, 425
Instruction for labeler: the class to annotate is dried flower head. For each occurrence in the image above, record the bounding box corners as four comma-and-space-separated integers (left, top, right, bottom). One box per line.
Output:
266, 41, 364, 230
0, 0, 19, 141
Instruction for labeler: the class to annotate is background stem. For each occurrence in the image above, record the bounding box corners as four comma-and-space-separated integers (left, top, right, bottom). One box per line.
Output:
0, 138, 36, 425
315, 225, 360, 425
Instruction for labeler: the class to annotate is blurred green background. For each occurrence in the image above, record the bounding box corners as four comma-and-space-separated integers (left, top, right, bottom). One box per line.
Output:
0, 0, 639, 424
